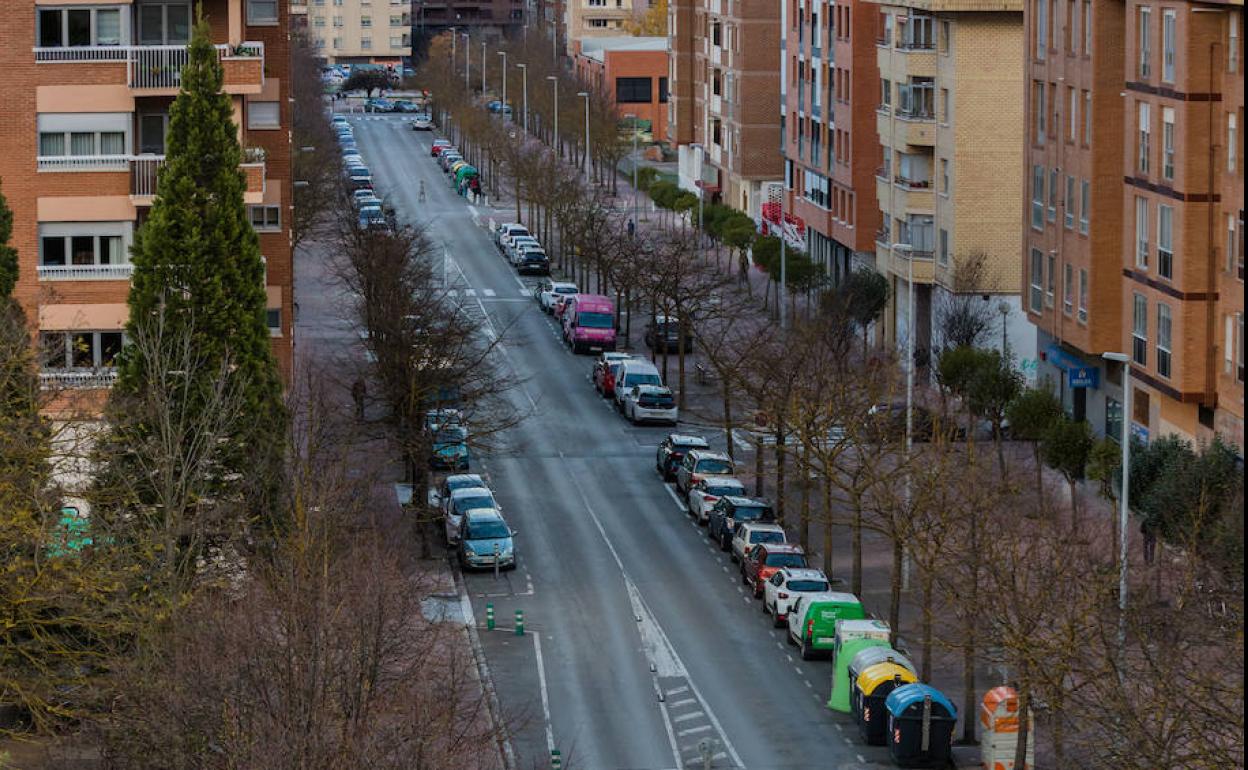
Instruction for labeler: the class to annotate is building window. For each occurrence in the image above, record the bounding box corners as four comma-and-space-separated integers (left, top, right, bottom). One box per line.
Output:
1083, 90, 1091, 145
38, 129, 126, 158
266, 308, 282, 337
39, 232, 125, 267
589, 19, 609, 27
1157, 204, 1173, 279
390, 14, 405, 25
616, 77, 652, 103
1229, 114, 1238, 172
1132, 293, 1148, 365
1028, 249, 1043, 311
1066, 0, 1076, 53
802, 171, 831, 209
313, 15, 325, 26
1048, 168, 1058, 221
941, 88, 950, 123
1036, 0, 1047, 60
331, 36, 342, 48
1064, 175, 1075, 229
1067, 86, 1077, 141
1231, 16, 1240, 73
1079, 179, 1090, 234
248, 205, 281, 231
1228, 213, 1240, 274
940, 158, 949, 194
1106, 397, 1123, 440
1161, 9, 1176, 83
1078, 268, 1088, 323
1138, 6, 1152, 78
1135, 196, 1150, 268
940, 20, 950, 54
247, 0, 280, 24
659, 77, 669, 103
1032, 165, 1045, 229
1047, 252, 1056, 305
360, 15, 372, 26
1162, 107, 1175, 180
1083, 0, 1092, 53
1063, 262, 1074, 315
1137, 101, 1151, 174
1156, 303, 1173, 378
880, 78, 892, 110
1034, 80, 1047, 143
939, 229, 949, 266
247, 101, 280, 129
40, 330, 124, 370
38, 7, 123, 47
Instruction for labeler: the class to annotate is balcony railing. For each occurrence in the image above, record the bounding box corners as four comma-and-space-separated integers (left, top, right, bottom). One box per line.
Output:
33, 42, 264, 89
37, 264, 135, 281
895, 175, 931, 189
39, 370, 120, 390
897, 109, 935, 121
131, 155, 166, 197
37, 155, 131, 172
897, 40, 935, 50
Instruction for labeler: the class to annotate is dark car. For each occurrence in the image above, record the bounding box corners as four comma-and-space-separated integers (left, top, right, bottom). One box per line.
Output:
516, 250, 550, 276
391, 99, 421, 113
742, 543, 809, 597
864, 403, 966, 444
655, 433, 710, 481
708, 496, 776, 551
644, 315, 694, 353
429, 426, 470, 471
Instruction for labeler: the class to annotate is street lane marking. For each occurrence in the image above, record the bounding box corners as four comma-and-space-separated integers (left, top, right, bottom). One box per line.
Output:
482, 288, 496, 297
665, 686, 689, 697
669, 698, 697, 708
532, 632, 556, 756
662, 484, 688, 511
671, 711, 704, 723
676, 725, 712, 737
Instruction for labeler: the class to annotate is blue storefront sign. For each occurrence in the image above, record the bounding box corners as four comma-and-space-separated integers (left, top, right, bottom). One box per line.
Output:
1067, 366, 1100, 389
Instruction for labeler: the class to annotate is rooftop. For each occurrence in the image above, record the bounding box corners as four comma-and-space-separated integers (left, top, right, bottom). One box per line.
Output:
578, 36, 668, 62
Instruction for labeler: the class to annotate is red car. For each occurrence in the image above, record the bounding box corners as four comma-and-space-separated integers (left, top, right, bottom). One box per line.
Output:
593, 352, 635, 398
742, 543, 809, 598
431, 139, 451, 157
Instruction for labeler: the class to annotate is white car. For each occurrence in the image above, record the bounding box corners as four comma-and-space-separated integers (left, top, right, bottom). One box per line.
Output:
410, 114, 434, 131
538, 280, 579, 312
612, 360, 663, 411
507, 236, 541, 264
763, 568, 831, 627
622, 385, 678, 425
687, 477, 746, 523
731, 521, 787, 563
495, 223, 529, 252
445, 486, 498, 545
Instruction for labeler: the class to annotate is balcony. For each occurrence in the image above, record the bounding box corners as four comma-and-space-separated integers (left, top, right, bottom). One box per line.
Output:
33, 43, 265, 95
37, 265, 135, 281
879, 43, 936, 79
876, 109, 936, 148
131, 155, 265, 203
39, 370, 120, 390
876, 241, 936, 284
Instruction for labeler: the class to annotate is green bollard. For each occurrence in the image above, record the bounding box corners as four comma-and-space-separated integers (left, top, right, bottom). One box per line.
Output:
486, 603, 495, 631
515, 609, 525, 636
550, 749, 562, 770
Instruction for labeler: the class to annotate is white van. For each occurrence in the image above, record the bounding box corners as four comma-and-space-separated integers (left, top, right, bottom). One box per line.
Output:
612, 359, 663, 411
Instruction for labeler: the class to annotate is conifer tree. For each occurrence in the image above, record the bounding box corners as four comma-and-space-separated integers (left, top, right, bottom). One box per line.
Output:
113, 18, 285, 510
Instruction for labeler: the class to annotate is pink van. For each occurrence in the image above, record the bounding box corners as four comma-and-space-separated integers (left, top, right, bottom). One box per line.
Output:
562, 294, 617, 354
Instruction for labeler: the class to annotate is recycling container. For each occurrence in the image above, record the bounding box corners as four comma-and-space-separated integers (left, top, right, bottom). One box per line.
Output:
847, 646, 917, 719
827, 619, 891, 713
855, 663, 918, 745
885, 683, 958, 768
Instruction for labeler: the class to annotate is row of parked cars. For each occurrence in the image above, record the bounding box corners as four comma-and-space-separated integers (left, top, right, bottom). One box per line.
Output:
333, 115, 392, 230
431, 473, 517, 571
491, 221, 551, 276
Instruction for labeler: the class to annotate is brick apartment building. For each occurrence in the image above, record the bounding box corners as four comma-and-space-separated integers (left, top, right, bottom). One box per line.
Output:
294, 0, 412, 65
667, 0, 784, 219
1023, 0, 1244, 451
572, 36, 670, 139
781, 0, 882, 286
0, 0, 295, 404
867, 0, 1030, 362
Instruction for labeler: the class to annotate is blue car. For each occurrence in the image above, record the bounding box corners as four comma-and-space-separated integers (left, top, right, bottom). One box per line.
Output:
431, 426, 470, 470
457, 509, 516, 570
358, 205, 386, 229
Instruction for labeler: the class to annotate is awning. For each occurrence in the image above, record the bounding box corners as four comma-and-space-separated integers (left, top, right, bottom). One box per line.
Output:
1044, 344, 1099, 388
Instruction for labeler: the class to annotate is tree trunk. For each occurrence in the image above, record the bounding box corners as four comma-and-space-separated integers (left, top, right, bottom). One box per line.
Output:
961, 509, 979, 745
676, 316, 688, 410
889, 537, 903, 648
799, 443, 810, 552
1069, 478, 1080, 531
1033, 442, 1045, 514
754, 435, 765, 497
852, 491, 863, 597
822, 474, 834, 579
722, 383, 735, 464
920, 573, 933, 681
1013, 677, 1032, 770
774, 417, 787, 527
995, 424, 1006, 478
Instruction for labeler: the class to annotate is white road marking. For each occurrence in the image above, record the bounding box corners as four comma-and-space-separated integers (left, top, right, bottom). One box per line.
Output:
672, 711, 704, 723
464, 289, 477, 297
533, 632, 556, 755
482, 288, 496, 297
665, 686, 689, 697
669, 698, 697, 709
835, 723, 844, 732
676, 725, 713, 737
858, 754, 867, 763
662, 484, 688, 511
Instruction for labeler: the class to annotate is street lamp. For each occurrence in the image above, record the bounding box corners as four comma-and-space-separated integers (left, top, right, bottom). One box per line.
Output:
481, 40, 486, 94
450, 26, 457, 65
497, 51, 508, 121
624, 112, 639, 229
577, 91, 590, 176
1102, 350, 1132, 678
547, 75, 559, 158
516, 63, 529, 136
998, 300, 1011, 355
892, 240, 915, 589
689, 142, 706, 255
462, 33, 470, 88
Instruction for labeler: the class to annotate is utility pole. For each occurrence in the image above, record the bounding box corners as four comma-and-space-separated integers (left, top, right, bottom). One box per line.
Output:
547, 75, 559, 158
517, 63, 529, 136
577, 91, 590, 177
498, 51, 508, 119
779, 200, 787, 329
1102, 350, 1132, 680
462, 33, 470, 89
481, 40, 486, 94
626, 113, 639, 226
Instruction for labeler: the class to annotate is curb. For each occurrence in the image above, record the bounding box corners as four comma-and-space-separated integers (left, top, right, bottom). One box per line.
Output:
452, 558, 518, 770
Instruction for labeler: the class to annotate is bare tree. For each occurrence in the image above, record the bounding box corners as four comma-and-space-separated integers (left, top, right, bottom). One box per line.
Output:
932, 250, 999, 353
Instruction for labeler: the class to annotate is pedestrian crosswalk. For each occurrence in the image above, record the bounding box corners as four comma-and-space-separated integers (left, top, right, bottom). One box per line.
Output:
444, 287, 533, 299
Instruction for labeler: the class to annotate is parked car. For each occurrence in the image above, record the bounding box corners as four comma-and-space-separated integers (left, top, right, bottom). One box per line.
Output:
516, 249, 550, 275
655, 433, 710, 481
358, 205, 386, 229
621, 385, 678, 425
864, 403, 966, 444
365, 97, 395, 113
439, 152, 462, 171
593, 351, 635, 397
686, 476, 746, 522
644, 315, 695, 353
444, 486, 498, 544
430, 425, 470, 470
552, 293, 575, 320
431, 139, 452, 156
495, 223, 530, 253
763, 567, 830, 627
707, 495, 775, 551
562, 294, 617, 354
612, 359, 662, 411
506, 236, 541, 264
410, 114, 434, 130
331, 114, 350, 127
347, 166, 373, 190
352, 188, 378, 207
731, 521, 786, 563
538, 280, 579, 313
742, 543, 809, 597
457, 508, 516, 571
674, 449, 734, 496
391, 99, 421, 113
432, 472, 484, 512
425, 407, 462, 432
785, 592, 866, 660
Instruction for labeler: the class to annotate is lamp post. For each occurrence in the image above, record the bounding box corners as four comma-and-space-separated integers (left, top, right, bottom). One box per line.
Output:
547, 75, 559, 158
625, 112, 639, 228
462, 33, 470, 88
481, 40, 486, 94
998, 300, 1011, 355
450, 26, 457, 65
689, 142, 705, 245
577, 91, 590, 177
893, 241, 914, 589
516, 63, 529, 136
497, 51, 508, 122
1102, 350, 1132, 678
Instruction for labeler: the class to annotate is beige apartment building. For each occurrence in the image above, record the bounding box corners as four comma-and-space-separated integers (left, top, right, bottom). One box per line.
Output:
565, 0, 649, 47
296, 0, 411, 64
869, 0, 1030, 364
0, 0, 295, 403
1024, 0, 1243, 451
668, 0, 783, 219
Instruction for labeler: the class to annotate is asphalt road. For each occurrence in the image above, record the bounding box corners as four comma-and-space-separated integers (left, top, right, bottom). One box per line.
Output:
345, 113, 895, 770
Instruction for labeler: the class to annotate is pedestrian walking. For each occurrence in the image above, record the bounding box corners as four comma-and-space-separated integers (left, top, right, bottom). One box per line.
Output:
1141, 519, 1157, 565
627, 218, 635, 238
738, 252, 749, 288
351, 378, 366, 420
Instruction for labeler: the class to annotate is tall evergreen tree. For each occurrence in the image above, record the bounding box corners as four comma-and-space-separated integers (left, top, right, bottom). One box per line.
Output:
112, 19, 285, 510
0, 181, 18, 299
